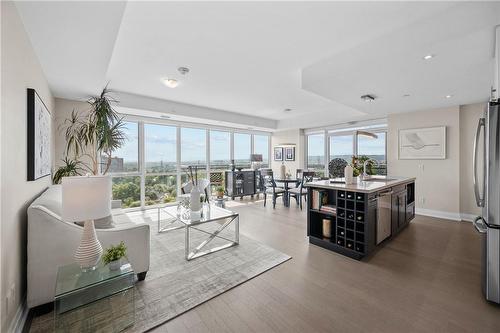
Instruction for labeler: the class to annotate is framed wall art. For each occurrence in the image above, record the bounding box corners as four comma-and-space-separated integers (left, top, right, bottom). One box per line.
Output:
399, 126, 446, 159
274, 147, 283, 161
27, 88, 52, 181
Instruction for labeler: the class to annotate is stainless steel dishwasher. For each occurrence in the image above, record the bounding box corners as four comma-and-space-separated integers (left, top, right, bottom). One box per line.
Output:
376, 190, 393, 244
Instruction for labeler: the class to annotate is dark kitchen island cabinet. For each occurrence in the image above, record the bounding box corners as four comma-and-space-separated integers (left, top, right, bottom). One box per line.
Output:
306, 177, 415, 260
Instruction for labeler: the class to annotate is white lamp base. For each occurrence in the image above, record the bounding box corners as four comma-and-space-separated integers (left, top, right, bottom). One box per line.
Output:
75, 220, 103, 270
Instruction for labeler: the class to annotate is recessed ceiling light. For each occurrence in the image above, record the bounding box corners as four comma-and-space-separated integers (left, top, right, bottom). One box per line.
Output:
160, 114, 170, 119
162, 78, 178, 88
360, 94, 376, 102
445, 94, 453, 99
284, 108, 292, 112
423, 54, 435, 60
403, 94, 410, 97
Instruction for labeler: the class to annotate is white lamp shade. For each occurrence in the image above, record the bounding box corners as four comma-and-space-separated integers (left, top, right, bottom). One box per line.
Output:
62, 175, 111, 221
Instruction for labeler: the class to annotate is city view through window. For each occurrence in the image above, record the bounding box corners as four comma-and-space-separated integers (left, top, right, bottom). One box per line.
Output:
106, 121, 270, 208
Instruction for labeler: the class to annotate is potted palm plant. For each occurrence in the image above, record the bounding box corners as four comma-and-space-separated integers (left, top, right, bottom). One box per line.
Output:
53, 86, 126, 183
215, 185, 225, 198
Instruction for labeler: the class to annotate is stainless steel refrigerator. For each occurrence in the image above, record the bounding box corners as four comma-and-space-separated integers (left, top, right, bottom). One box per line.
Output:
473, 99, 500, 304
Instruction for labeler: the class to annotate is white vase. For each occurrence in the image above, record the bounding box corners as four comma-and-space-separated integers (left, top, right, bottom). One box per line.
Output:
74, 220, 103, 270
344, 165, 354, 184
190, 185, 201, 212
280, 163, 286, 179
109, 259, 121, 271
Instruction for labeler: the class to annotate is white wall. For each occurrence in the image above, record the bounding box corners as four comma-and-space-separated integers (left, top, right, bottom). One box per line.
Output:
387, 104, 486, 220
271, 129, 305, 176
0, 2, 54, 331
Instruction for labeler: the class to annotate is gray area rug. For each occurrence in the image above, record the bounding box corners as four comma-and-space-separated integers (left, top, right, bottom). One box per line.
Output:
30, 210, 291, 332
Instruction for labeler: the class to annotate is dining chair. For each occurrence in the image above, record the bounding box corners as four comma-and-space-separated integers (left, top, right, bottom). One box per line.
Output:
288, 171, 315, 210
260, 169, 285, 209
181, 179, 211, 203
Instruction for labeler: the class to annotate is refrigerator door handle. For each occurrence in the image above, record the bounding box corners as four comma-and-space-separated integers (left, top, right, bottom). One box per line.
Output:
473, 118, 485, 207
473, 216, 488, 234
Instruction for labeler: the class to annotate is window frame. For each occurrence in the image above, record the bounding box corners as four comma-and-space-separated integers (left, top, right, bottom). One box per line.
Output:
108, 115, 271, 210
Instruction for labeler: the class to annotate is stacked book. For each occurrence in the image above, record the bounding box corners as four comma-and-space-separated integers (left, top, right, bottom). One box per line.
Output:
311, 189, 328, 210
320, 205, 337, 215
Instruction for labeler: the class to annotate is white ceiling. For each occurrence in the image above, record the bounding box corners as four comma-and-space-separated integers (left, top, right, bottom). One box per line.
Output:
15, 1, 500, 131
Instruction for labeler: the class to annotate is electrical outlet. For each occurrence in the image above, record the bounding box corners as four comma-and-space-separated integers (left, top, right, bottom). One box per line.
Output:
418, 164, 425, 172
419, 197, 425, 205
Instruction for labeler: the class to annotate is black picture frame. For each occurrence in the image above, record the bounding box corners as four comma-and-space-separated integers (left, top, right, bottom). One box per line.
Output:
27, 88, 51, 181
274, 147, 283, 161
285, 147, 295, 161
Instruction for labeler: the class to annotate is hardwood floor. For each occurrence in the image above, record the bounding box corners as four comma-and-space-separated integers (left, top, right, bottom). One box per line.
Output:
151, 197, 500, 333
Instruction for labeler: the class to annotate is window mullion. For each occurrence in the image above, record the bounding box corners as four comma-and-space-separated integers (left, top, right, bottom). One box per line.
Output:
139, 121, 145, 209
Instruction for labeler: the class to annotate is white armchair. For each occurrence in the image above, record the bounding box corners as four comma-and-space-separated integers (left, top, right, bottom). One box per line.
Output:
27, 185, 150, 308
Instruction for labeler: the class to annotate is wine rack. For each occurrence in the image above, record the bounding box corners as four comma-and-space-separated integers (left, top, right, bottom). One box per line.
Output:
336, 190, 365, 255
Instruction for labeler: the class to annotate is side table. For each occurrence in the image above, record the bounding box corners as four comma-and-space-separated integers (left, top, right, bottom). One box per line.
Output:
54, 261, 135, 332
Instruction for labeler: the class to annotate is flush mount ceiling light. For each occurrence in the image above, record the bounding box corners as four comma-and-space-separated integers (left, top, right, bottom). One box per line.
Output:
360, 94, 376, 102
423, 54, 435, 60
162, 78, 178, 88
403, 94, 411, 97
284, 108, 292, 112
160, 114, 171, 119
445, 94, 453, 99
178, 67, 190, 75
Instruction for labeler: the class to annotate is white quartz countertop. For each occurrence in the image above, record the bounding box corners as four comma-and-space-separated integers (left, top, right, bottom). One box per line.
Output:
305, 176, 415, 193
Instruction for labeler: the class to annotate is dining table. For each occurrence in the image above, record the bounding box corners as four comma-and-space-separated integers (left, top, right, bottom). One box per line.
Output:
274, 178, 300, 207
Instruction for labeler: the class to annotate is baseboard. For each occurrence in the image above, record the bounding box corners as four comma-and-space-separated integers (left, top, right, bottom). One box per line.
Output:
415, 208, 478, 222
8, 299, 28, 333
415, 208, 462, 221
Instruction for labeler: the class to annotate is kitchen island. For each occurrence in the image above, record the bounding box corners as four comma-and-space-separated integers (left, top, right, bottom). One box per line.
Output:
306, 176, 415, 260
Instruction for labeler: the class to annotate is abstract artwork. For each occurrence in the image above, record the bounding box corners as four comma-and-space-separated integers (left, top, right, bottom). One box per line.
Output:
27, 88, 51, 180
399, 126, 446, 159
274, 147, 283, 161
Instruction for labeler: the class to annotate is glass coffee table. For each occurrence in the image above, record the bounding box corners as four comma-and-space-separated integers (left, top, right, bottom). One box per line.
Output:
54, 261, 135, 332
158, 204, 239, 260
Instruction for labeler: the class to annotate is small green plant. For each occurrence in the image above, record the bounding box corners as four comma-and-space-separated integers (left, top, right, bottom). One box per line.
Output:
102, 241, 127, 264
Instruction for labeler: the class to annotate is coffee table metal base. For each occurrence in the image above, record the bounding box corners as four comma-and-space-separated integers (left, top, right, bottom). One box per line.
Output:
185, 215, 239, 260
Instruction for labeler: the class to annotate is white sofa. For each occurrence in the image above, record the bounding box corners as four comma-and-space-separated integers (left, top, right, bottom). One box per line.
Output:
27, 185, 150, 308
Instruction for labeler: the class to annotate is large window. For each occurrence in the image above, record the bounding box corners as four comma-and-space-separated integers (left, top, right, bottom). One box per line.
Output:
106, 121, 139, 173
181, 127, 207, 182
108, 119, 270, 209
358, 132, 387, 175
330, 135, 353, 163
210, 130, 230, 171
253, 134, 269, 167
144, 124, 177, 205
307, 133, 325, 176
234, 133, 251, 168
306, 128, 387, 178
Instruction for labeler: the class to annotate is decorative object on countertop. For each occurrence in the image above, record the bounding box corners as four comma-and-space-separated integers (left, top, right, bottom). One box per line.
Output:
27, 88, 52, 181
329, 158, 348, 178
344, 165, 354, 184
350, 155, 375, 177
322, 218, 331, 239
54, 86, 127, 183
399, 126, 446, 159
103, 241, 127, 270
274, 147, 283, 161
285, 146, 295, 161
62, 175, 111, 270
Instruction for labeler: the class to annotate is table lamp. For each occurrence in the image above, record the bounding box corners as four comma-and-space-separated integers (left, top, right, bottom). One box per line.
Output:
251, 154, 263, 170
62, 175, 111, 270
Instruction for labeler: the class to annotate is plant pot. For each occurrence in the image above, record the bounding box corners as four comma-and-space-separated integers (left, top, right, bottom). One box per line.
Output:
109, 259, 121, 271
216, 191, 224, 198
